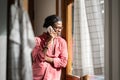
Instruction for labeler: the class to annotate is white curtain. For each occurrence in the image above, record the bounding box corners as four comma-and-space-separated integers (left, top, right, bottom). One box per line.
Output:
72, 0, 104, 77
7, 0, 35, 80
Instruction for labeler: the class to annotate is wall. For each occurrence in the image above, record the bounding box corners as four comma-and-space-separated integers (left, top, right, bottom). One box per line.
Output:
34, 0, 56, 36
0, 0, 7, 80
105, 0, 120, 80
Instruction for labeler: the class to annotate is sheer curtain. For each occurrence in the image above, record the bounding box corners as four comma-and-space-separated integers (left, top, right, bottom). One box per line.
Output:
72, 0, 104, 77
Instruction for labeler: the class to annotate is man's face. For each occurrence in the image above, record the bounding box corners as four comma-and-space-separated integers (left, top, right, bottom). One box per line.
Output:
53, 21, 63, 36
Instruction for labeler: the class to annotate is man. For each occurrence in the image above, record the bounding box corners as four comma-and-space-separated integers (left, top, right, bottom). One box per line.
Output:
32, 15, 68, 80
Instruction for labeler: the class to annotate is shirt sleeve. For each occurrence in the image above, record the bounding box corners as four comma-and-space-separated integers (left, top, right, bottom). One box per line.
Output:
53, 39, 68, 68
32, 37, 41, 62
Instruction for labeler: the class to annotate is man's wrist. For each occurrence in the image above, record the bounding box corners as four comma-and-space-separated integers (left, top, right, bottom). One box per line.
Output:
45, 56, 54, 63
42, 46, 48, 53
44, 46, 48, 49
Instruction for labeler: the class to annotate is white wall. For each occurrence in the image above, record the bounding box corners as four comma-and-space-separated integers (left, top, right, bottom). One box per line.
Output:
34, 0, 56, 36
0, 0, 7, 80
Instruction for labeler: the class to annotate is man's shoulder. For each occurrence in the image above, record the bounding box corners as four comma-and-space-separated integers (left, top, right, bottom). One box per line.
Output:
57, 36, 66, 43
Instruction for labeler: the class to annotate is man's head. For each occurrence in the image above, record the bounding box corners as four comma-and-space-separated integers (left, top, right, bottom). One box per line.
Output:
43, 15, 63, 36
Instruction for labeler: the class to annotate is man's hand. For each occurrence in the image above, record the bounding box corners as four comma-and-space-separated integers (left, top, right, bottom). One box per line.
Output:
45, 55, 53, 63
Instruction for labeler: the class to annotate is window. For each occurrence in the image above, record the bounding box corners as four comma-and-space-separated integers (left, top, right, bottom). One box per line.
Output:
72, 0, 104, 78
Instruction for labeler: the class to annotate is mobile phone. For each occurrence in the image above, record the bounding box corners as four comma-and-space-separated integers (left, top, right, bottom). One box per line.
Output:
47, 26, 55, 34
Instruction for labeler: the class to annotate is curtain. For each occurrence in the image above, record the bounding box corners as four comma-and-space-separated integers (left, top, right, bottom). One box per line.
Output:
72, 0, 104, 77
7, 0, 35, 80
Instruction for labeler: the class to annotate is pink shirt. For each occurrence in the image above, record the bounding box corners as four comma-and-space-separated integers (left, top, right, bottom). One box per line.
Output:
32, 33, 68, 80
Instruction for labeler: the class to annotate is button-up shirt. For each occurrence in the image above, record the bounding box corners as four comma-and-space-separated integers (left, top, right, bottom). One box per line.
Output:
32, 32, 68, 80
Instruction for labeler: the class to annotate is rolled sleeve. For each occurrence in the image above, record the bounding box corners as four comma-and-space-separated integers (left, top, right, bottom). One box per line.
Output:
53, 39, 68, 68
32, 37, 43, 62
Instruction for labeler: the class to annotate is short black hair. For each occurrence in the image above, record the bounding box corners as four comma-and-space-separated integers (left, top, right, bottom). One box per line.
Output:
43, 15, 62, 28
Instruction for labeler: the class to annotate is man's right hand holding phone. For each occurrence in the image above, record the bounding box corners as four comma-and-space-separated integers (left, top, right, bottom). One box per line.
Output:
42, 26, 56, 54
47, 26, 57, 39
45, 26, 57, 47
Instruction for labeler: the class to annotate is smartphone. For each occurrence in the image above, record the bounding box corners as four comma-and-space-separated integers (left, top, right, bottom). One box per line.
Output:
47, 26, 55, 34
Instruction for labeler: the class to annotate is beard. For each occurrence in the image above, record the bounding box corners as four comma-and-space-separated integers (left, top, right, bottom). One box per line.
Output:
57, 32, 61, 36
